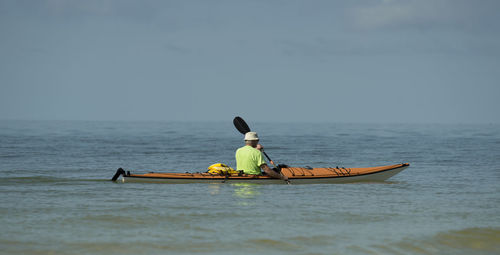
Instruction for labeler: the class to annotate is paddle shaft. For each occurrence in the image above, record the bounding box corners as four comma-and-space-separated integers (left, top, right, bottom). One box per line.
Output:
262, 151, 275, 167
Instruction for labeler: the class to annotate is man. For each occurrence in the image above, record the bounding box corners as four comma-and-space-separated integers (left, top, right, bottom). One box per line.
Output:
235, 131, 289, 182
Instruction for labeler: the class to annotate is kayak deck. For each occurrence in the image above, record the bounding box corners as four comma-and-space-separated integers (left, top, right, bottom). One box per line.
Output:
112, 163, 409, 184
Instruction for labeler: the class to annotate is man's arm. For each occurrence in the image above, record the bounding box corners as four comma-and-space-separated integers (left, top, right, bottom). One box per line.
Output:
260, 164, 288, 181
256, 144, 274, 166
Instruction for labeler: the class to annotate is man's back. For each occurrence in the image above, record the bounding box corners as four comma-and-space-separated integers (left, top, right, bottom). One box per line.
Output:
235, 145, 266, 175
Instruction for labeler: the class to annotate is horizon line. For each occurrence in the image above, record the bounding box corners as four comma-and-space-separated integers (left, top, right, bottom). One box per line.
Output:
1, 118, 499, 125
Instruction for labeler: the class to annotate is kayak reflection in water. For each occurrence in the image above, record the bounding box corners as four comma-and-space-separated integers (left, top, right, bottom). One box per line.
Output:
232, 183, 260, 206
235, 132, 289, 182
232, 183, 260, 199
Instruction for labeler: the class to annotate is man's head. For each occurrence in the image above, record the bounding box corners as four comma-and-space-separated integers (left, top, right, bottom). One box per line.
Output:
244, 132, 259, 147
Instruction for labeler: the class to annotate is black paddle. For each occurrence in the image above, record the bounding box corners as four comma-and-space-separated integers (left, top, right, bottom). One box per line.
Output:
233, 116, 276, 168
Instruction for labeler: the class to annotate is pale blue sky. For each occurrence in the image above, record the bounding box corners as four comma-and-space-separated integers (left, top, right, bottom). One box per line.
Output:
1, 0, 499, 123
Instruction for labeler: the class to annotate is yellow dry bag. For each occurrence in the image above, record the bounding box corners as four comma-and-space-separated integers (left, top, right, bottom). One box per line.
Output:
207, 163, 238, 175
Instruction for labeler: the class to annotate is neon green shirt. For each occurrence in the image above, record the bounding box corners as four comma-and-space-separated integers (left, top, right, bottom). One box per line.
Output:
235, 145, 266, 175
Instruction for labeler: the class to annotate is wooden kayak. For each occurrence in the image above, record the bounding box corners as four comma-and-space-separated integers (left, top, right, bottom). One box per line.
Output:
111, 163, 409, 184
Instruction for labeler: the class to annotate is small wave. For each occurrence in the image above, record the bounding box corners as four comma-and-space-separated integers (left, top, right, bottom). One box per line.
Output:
287, 235, 337, 246
0, 176, 109, 184
248, 238, 302, 251
426, 227, 500, 253
0, 154, 23, 159
349, 227, 500, 255
1, 176, 71, 183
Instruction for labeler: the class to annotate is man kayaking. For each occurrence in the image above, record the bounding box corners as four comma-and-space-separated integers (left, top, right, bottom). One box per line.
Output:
235, 132, 289, 182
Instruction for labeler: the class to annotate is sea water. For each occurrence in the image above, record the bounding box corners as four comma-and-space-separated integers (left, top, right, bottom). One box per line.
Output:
0, 120, 499, 255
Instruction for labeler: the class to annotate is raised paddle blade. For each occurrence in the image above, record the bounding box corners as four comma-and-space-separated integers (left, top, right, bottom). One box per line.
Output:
233, 116, 251, 134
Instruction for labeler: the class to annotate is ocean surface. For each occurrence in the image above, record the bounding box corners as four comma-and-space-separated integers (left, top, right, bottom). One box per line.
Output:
0, 120, 499, 255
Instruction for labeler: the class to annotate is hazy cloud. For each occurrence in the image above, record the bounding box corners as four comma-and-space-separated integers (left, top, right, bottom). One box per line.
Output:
348, 0, 500, 32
